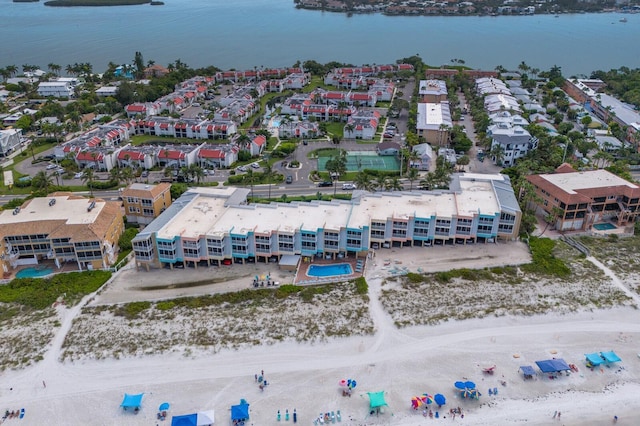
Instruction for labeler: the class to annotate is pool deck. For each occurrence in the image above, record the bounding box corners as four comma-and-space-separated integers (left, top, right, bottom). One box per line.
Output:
5, 260, 80, 281
294, 256, 365, 285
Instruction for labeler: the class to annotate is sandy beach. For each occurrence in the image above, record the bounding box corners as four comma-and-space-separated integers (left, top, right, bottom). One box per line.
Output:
2, 241, 640, 425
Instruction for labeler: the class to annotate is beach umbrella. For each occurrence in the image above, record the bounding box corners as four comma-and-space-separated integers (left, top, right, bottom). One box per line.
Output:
422, 393, 434, 405
410, 396, 424, 409
348, 379, 357, 389
434, 394, 446, 406
339, 379, 348, 387
159, 402, 170, 411
464, 381, 476, 390
454, 381, 466, 390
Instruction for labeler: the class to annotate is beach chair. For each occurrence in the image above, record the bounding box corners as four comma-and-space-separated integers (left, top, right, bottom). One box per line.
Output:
336, 410, 341, 422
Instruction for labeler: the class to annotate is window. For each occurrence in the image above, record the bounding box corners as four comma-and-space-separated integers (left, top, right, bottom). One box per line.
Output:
143, 208, 154, 216
141, 199, 153, 207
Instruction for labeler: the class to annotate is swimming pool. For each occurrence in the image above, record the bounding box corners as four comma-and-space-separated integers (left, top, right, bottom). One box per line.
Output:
307, 263, 353, 277
593, 222, 617, 231
16, 266, 54, 278
271, 118, 281, 127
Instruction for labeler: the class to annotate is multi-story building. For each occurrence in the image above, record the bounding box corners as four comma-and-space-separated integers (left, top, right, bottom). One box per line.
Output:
37, 81, 74, 98
488, 123, 538, 167
132, 175, 521, 270
418, 80, 448, 103
122, 183, 172, 225
526, 164, 640, 232
0, 194, 124, 273
416, 102, 452, 146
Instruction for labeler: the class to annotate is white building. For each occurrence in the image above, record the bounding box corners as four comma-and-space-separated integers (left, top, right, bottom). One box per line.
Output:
132, 176, 522, 270
37, 81, 74, 98
416, 102, 452, 146
489, 124, 538, 167
0, 128, 21, 157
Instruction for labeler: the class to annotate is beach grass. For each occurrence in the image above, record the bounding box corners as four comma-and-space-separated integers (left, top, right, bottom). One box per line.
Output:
60, 279, 373, 361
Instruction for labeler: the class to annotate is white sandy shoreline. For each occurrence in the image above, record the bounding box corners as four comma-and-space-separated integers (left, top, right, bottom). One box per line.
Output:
2, 242, 640, 425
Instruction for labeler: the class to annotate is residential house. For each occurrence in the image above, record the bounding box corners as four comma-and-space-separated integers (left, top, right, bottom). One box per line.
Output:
377, 141, 401, 156
344, 110, 380, 140
488, 123, 537, 167
0, 128, 21, 157
122, 183, 172, 225
117, 146, 157, 170
157, 143, 203, 169
247, 134, 267, 157
411, 143, 433, 171
278, 120, 319, 139
197, 144, 239, 169
37, 81, 74, 98
144, 64, 170, 78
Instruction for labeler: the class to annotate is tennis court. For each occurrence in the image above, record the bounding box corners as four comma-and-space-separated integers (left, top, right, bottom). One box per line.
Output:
317, 151, 400, 172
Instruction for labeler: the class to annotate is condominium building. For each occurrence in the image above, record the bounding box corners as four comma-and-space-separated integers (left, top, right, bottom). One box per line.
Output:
416, 102, 452, 146
0, 194, 124, 273
132, 175, 521, 270
526, 164, 640, 231
122, 183, 172, 225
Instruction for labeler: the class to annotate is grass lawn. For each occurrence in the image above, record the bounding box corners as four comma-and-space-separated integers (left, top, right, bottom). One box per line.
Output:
324, 122, 344, 138
302, 76, 333, 93
129, 134, 220, 146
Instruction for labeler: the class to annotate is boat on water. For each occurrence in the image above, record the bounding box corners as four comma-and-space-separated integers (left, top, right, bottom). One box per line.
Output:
620, 17, 628, 22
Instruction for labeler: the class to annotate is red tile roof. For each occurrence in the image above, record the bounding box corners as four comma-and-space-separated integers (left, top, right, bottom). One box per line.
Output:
158, 149, 185, 160
126, 104, 146, 112
198, 149, 225, 159
77, 151, 104, 161
252, 135, 266, 147
118, 151, 145, 161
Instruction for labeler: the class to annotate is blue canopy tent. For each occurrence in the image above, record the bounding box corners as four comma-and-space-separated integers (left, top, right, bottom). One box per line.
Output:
535, 359, 571, 373
601, 351, 621, 364
171, 414, 197, 426
231, 403, 249, 421
585, 353, 605, 367
519, 365, 535, 379
120, 393, 144, 410
171, 411, 215, 426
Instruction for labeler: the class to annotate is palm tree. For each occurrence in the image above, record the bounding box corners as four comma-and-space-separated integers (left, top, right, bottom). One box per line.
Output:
407, 167, 419, 191
385, 177, 402, 191
189, 164, 205, 183
245, 169, 256, 200
518, 61, 530, 78
6, 64, 18, 77
354, 171, 375, 191
236, 133, 252, 152
344, 123, 355, 139
0, 68, 10, 83
81, 168, 96, 197
263, 163, 274, 200
32, 170, 53, 193
109, 167, 123, 185
489, 144, 505, 166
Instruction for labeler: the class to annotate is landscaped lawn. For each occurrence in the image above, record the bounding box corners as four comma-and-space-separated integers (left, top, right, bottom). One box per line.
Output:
324, 122, 344, 138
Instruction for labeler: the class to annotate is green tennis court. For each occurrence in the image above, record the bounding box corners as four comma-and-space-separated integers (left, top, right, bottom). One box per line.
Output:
318, 151, 400, 172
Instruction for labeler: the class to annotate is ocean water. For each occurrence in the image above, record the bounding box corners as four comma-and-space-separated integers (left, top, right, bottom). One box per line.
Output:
1, 0, 639, 76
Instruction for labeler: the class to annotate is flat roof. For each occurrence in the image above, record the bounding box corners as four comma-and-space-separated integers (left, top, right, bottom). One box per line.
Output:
542, 169, 638, 194
0, 195, 105, 226
416, 102, 452, 130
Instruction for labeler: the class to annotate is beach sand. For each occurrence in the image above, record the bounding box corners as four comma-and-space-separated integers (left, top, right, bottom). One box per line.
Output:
2, 242, 640, 425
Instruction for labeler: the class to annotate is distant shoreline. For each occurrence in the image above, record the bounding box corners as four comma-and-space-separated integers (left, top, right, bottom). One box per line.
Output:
43, 0, 150, 6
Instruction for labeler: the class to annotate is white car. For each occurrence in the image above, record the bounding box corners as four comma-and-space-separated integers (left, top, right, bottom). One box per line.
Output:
250, 162, 260, 169
74, 172, 84, 179
342, 183, 357, 190
237, 166, 247, 172
46, 164, 57, 170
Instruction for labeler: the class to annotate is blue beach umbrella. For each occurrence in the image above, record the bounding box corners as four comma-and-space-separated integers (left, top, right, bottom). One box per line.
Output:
454, 381, 466, 390
434, 394, 446, 406
159, 402, 170, 411
464, 381, 476, 390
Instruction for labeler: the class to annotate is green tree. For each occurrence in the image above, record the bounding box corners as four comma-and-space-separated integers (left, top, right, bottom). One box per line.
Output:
15, 115, 33, 132
81, 168, 96, 197
325, 151, 347, 195
31, 170, 53, 193
407, 167, 419, 192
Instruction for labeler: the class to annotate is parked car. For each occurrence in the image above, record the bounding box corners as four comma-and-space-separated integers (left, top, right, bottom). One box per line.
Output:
383, 133, 395, 139
237, 166, 247, 172
318, 181, 333, 187
46, 163, 57, 170
141, 170, 149, 178
342, 183, 356, 190
250, 162, 260, 169
74, 172, 83, 179
286, 175, 293, 184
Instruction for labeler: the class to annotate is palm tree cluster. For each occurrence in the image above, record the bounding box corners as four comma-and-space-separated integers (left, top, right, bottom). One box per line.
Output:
179, 164, 206, 183
65, 62, 93, 78
354, 171, 403, 192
